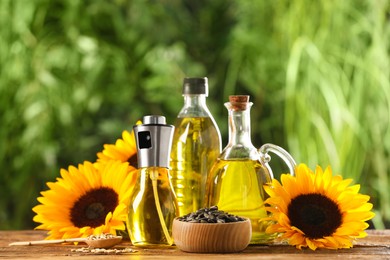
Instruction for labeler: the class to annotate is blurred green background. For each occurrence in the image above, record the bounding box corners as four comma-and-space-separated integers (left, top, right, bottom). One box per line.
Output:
1, 0, 389, 230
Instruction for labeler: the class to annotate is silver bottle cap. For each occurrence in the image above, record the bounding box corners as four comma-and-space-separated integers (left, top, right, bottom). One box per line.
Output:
133, 115, 174, 168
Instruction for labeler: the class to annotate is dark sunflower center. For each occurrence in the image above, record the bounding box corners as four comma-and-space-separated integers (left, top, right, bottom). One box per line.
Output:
70, 187, 118, 228
288, 193, 342, 239
128, 153, 138, 168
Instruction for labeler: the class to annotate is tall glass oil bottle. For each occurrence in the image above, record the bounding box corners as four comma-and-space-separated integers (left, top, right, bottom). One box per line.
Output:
127, 115, 179, 247
205, 95, 296, 244
170, 77, 222, 216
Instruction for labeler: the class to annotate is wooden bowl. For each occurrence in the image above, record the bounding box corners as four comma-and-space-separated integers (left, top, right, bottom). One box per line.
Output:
172, 218, 252, 253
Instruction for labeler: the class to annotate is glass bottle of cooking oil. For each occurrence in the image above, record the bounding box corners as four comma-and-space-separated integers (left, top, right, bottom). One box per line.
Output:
127, 115, 179, 248
170, 77, 222, 216
205, 95, 296, 244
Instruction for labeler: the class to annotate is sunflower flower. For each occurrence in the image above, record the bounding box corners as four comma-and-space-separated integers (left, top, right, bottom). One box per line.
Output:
96, 121, 141, 170
264, 163, 375, 250
33, 161, 134, 239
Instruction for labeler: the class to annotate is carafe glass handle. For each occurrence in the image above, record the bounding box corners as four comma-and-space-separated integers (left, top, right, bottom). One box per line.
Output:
259, 143, 296, 179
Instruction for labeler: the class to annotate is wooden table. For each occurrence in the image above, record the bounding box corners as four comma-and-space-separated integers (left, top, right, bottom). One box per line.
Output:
1, 230, 390, 259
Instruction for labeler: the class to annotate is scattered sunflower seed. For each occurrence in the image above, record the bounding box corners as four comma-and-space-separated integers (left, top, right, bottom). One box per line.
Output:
177, 206, 246, 223
71, 247, 136, 254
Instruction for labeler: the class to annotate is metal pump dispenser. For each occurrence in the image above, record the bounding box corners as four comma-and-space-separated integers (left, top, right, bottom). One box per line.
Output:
133, 115, 174, 168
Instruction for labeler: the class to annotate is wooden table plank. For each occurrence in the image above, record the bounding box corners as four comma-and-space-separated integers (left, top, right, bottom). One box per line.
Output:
1, 230, 389, 259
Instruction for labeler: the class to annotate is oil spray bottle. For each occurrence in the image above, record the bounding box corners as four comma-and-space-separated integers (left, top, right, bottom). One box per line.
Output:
127, 115, 179, 247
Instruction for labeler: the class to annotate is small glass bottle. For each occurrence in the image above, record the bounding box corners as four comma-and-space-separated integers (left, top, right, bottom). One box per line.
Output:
205, 95, 296, 244
127, 115, 179, 248
170, 77, 222, 216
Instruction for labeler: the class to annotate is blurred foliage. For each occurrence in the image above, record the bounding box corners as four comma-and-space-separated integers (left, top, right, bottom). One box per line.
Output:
0, 0, 389, 229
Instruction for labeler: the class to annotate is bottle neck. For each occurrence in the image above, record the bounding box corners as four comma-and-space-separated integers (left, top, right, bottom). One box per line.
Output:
179, 95, 209, 117
184, 95, 206, 107
219, 100, 257, 160
227, 108, 253, 147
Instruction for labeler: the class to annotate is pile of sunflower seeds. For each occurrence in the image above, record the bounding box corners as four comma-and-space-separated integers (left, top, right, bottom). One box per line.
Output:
70, 233, 137, 255
177, 206, 246, 223
86, 233, 115, 240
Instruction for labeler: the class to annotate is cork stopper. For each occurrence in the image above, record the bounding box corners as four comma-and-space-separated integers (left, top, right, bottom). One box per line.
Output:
228, 95, 251, 110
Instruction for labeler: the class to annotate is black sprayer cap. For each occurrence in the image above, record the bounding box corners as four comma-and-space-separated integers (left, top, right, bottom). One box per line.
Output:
182, 77, 209, 96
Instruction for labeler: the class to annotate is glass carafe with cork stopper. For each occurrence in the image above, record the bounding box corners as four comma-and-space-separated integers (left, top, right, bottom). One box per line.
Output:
127, 115, 179, 248
205, 95, 296, 244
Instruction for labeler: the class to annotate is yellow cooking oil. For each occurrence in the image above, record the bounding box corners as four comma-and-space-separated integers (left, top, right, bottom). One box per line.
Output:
170, 116, 221, 216
127, 167, 179, 247
205, 159, 276, 244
